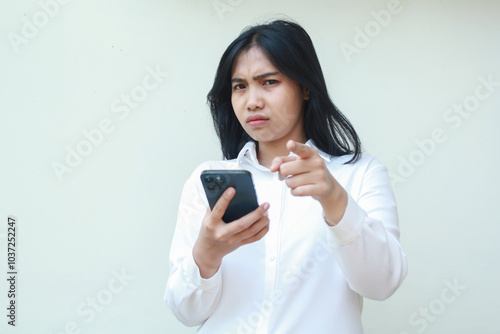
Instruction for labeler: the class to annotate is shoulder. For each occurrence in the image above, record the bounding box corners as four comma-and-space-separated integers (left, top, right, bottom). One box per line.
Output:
327, 152, 392, 198
185, 159, 239, 184
309, 140, 383, 172
184, 143, 254, 186
328, 151, 387, 180
330, 152, 383, 170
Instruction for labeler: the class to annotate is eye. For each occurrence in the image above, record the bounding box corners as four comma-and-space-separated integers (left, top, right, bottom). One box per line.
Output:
264, 79, 278, 86
233, 83, 246, 91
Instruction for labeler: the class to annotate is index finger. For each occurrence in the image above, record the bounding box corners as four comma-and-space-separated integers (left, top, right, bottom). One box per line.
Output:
287, 140, 314, 159
270, 155, 298, 173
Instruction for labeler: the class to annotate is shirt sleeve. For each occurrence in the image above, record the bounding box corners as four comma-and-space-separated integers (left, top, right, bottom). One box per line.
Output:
164, 166, 223, 326
326, 157, 408, 300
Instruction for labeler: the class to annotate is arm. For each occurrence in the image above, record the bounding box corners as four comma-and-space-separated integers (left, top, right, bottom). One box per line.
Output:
164, 174, 222, 326
165, 167, 270, 326
326, 159, 407, 300
271, 140, 407, 300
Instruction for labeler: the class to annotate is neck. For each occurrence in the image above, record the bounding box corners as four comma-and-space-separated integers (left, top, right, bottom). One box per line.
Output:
256, 137, 307, 168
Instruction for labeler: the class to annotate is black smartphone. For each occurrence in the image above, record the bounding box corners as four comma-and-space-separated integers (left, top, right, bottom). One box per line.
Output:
200, 170, 259, 223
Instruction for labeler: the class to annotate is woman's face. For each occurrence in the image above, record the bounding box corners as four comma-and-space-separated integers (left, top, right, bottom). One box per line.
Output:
231, 47, 309, 148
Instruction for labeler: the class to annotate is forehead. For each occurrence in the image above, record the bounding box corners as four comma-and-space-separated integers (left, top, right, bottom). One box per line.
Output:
232, 47, 278, 76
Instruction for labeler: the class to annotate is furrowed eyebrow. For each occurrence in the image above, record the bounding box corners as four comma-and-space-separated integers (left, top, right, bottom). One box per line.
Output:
253, 71, 280, 81
231, 71, 280, 83
231, 77, 244, 84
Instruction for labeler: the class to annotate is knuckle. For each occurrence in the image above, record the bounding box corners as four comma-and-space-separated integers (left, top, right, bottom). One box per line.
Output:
256, 205, 267, 217
235, 217, 249, 230
225, 237, 237, 246
214, 230, 227, 241
256, 215, 267, 226
279, 164, 288, 175
272, 158, 283, 168
313, 158, 323, 169
255, 232, 266, 242
212, 205, 223, 216
205, 223, 215, 233
215, 204, 229, 217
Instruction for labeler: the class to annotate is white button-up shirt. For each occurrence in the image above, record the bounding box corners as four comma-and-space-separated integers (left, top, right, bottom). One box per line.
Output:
165, 141, 407, 334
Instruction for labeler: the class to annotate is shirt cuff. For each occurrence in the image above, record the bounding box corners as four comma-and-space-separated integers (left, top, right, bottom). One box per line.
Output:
326, 193, 364, 247
182, 252, 222, 291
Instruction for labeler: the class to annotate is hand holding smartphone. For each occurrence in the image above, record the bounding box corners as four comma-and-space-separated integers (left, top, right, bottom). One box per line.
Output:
200, 170, 259, 223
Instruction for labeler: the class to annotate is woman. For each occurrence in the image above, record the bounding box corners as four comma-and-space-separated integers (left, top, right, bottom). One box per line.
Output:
165, 19, 407, 333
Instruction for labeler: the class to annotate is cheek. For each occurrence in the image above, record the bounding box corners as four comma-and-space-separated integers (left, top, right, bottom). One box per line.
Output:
281, 96, 304, 120
230, 94, 236, 109
280, 86, 303, 109
231, 94, 242, 112
230, 96, 238, 113
231, 97, 245, 124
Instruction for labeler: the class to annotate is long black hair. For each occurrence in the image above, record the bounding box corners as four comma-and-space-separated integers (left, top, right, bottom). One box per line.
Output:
207, 19, 361, 163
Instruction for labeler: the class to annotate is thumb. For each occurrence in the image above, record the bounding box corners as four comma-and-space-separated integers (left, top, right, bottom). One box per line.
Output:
210, 187, 235, 222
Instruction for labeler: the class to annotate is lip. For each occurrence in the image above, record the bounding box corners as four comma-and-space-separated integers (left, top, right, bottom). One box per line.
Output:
246, 114, 269, 127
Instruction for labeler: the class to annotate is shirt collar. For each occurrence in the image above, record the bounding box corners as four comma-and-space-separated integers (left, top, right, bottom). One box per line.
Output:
236, 141, 259, 166
306, 139, 331, 162
236, 140, 332, 166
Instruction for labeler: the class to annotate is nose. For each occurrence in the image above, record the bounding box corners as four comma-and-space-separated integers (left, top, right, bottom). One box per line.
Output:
246, 87, 264, 111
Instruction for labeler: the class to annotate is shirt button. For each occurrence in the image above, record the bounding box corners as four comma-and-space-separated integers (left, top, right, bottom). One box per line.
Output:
269, 255, 276, 261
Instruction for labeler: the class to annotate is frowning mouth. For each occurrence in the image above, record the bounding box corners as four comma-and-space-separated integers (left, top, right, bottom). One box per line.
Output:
246, 114, 269, 127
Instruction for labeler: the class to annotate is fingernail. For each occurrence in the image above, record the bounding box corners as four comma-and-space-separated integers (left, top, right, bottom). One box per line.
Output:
262, 202, 270, 210
226, 188, 234, 197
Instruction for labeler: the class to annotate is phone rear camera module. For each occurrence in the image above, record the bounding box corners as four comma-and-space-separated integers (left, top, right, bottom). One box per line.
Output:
215, 175, 225, 189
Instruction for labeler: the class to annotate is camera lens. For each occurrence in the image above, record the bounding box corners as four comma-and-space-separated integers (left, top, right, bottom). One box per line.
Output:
215, 175, 225, 188
205, 176, 213, 183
